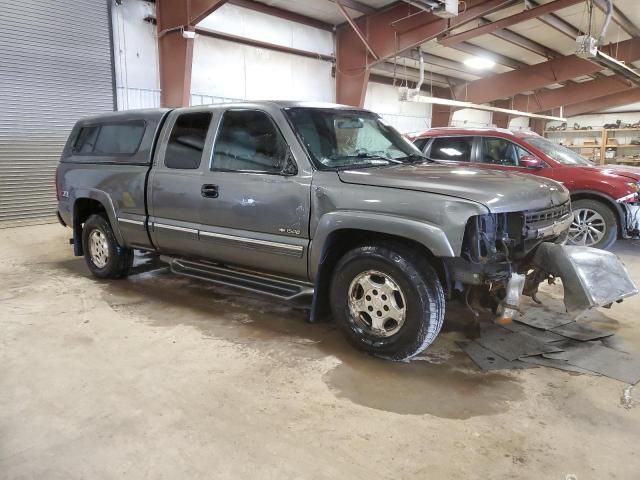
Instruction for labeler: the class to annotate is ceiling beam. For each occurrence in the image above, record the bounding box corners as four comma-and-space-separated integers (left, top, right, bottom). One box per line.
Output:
228, 0, 333, 31
451, 42, 527, 69
400, 50, 483, 78
453, 37, 640, 104
526, 0, 581, 39
593, 0, 640, 38
564, 88, 640, 117
373, 61, 464, 86
328, 0, 376, 15
335, 0, 517, 106
511, 75, 634, 113
478, 19, 557, 58
439, 0, 583, 47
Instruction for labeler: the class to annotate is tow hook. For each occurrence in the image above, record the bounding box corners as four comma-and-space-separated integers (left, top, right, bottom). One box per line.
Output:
495, 273, 526, 325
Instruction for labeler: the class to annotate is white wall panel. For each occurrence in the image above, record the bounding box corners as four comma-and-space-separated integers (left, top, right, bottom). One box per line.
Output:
192, 36, 334, 102
451, 108, 492, 128
198, 4, 334, 56
111, 0, 159, 110
364, 83, 431, 133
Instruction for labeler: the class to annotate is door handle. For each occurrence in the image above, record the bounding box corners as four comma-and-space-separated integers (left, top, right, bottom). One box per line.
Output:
201, 184, 219, 198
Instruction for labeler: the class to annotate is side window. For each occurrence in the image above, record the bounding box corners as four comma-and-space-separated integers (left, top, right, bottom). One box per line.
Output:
481, 137, 521, 166
429, 137, 473, 161
94, 123, 145, 155
73, 121, 145, 156
413, 138, 429, 152
213, 110, 288, 173
165, 112, 213, 170
74, 126, 100, 153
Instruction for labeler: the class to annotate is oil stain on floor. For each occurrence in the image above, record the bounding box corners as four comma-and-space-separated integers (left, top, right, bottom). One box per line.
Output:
323, 355, 524, 419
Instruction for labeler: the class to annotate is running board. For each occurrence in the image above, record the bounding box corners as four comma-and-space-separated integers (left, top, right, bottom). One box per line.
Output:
161, 256, 314, 303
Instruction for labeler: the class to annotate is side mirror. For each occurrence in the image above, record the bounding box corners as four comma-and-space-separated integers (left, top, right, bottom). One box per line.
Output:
520, 155, 544, 169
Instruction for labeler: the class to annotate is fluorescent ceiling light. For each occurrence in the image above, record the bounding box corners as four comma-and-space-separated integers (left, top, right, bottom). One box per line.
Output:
463, 57, 495, 70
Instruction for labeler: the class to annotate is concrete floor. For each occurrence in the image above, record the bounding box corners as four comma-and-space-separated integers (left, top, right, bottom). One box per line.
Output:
1, 224, 639, 480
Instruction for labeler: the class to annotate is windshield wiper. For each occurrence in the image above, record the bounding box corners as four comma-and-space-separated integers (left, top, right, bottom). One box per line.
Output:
399, 153, 431, 164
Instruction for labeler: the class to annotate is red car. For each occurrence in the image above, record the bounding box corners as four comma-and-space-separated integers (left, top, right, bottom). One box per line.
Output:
409, 128, 640, 249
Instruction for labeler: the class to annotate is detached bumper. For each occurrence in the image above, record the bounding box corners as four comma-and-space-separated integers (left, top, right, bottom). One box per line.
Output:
531, 243, 638, 316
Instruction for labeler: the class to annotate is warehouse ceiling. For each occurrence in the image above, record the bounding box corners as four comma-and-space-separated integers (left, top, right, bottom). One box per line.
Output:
193, 0, 640, 115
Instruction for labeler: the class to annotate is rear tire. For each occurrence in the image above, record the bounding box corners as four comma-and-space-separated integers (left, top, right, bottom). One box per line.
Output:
330, 243, 445, 361
568, 199, 617, 250
82, 214, 133, 279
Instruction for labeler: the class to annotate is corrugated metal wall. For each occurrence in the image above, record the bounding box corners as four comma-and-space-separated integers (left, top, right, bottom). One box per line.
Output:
0, 1, 115, 228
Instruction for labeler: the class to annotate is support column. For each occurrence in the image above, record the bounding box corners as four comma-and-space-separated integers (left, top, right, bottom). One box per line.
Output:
158, 31, 194, 107
335, 23, 370, 107
431, 105, 452, 128
530, 118, 546, 135
156, 0, 229, 107
492, 100, 510, 129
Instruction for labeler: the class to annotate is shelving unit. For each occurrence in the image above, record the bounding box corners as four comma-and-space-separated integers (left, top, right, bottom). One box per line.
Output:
543, 127, 640, 165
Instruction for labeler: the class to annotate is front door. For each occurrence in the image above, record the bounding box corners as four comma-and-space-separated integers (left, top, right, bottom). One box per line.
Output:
198, 108, 310, 279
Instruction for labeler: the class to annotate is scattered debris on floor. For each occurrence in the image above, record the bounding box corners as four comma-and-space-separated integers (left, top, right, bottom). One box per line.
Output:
459, 310, 640, 384
621, 385, 635, 409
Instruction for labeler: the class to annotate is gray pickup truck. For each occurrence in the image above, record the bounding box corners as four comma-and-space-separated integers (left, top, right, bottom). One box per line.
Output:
56, 101, 637, 360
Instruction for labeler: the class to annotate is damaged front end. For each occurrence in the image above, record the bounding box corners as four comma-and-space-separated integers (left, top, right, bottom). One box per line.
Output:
528, 243, 638, 316
444, 203, 638, 322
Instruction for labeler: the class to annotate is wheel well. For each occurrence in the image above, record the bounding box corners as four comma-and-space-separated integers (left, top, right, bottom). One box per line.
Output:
570, 192, 623, 236
310, 229, 446, 322
72, 198, 108, 256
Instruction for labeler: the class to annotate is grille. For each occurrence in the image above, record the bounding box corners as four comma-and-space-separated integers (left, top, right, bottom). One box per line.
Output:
525, 202, 571, 226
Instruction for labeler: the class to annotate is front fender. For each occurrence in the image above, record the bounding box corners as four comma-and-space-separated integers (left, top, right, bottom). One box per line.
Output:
308, 211, 455, 280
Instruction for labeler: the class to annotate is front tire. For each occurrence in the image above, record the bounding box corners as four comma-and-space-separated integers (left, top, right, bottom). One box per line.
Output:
330, 243, 445, 361
82, 214, 133, 279
568, 199, 617, 249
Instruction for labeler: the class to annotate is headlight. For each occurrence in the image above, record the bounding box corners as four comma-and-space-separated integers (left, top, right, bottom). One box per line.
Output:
627, 182, 640, 192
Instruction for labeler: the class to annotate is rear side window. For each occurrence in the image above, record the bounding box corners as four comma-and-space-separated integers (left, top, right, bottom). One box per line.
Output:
429, 137, 473, 161
165, 112, 213, 170
73, 121, 145, 156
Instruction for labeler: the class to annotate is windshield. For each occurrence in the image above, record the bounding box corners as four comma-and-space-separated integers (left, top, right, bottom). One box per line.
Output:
284, 108, 424, 170
524, 136, 594, 166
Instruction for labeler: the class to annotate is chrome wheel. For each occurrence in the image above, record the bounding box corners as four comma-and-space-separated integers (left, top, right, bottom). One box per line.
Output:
88, 229, 109, 268
348, 270, 406, 338
568, 208, 606, 246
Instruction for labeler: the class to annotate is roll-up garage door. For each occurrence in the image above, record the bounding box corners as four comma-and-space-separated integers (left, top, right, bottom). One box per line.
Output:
0, 1, 115, 227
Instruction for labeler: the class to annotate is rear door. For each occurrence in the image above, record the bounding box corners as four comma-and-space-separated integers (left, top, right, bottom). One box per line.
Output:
148, 109, 216, 257
425, 136, 476, 166
197, 108, 310, 279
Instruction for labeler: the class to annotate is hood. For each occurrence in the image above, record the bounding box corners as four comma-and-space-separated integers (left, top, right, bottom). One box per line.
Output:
593, 164, 640, 182
337, 164, 569, 213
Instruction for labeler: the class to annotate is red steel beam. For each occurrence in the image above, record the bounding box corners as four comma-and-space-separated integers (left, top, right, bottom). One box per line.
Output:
564, 89, 640, 117
228, 0, 333, 31
157, 0, 230, 107
453, 37, 640, 105
336, 0, 515, 106
512, 76, 634, 113
336, 0, 379, 60
440, 0, 583, 47
196, 28, 335, 61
